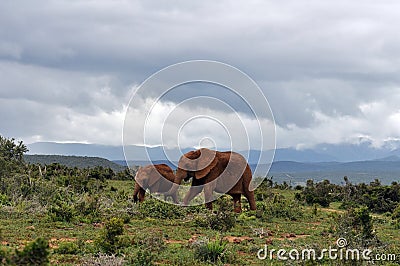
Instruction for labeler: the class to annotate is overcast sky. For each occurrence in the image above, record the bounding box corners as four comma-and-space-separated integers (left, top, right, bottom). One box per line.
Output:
1, 0, 400, 151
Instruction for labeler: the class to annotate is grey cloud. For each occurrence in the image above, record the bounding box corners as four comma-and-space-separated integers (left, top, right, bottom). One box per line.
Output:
1, 0, 400, 148
0, 61, 126, 114
1, 0, 397, 81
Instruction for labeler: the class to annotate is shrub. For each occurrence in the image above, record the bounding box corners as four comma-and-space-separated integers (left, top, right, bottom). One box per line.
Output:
338, 179, 400, 214
338, 200, 359, 210
193, 197, 236, 232
137, 198, 186, 219
256, 196, 303, 222
133, 229, 165, 253
55, 241, 80, 255
351, 207, 374, 239
334, 207, 380, 248
301, 180, 338, 207
123, 230, 165, 266
130, 249, 154, 266
0, 248, 11, 265
12, 237, 49, 266
81, 253, 125, 266
193, 236, 228, 263
96, 217, 125, 254
75, 194, 101, 223
0, 136, 27, 176
47, 200, 75, 222
391, 203, 400, 220
0, 193, 10, 206
115, 168, 134, 181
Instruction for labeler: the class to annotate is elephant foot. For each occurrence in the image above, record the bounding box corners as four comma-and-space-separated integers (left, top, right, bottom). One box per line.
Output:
234, 205, 242, 213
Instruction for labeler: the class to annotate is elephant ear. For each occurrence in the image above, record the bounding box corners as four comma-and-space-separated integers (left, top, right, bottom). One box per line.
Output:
147, 165, 163, 188
135, 166, 146, 187
178, 150, 201, 170
195, 148, 218, 179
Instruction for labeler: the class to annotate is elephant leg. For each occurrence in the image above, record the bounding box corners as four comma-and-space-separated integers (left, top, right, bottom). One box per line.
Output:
163, 193, 178, 204
204, 184, 215, 210
138, 188, 146, 202
133, 182, 141, 203
183, 186, 203, 206
244, 190, 256, 210
232, 194, 242, 213
171, 192, 179, 204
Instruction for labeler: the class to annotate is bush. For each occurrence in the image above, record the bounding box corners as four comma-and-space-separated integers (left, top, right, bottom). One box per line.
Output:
115, 168, 134, 181
47, 200, 75, 222
256, 195, 303, 222
130, 249, 154, 266
301, 180, 338, 207
334, 207, 380, 248
193, 236, 228, 263
391, 203, 400, 220
96, 217, 125, 254
0, 193, 10, 206
55, 241, 80, 255
133, 229, 165, 253
75, 194, 101, 223
123, 230, 165, 266
193, 197, 236, 232
0, 136, 27, 178
0, 248, 11, 265
81, 253, 125, 266
12, 237, 49, 265
138, 198, 186, 219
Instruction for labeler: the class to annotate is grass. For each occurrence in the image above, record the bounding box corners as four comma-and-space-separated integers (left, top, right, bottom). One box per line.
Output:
0, 180, 399, 265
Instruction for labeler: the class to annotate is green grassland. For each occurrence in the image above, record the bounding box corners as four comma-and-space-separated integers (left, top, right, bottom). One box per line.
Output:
1, 178, 399, 265
0, 136, 399, 265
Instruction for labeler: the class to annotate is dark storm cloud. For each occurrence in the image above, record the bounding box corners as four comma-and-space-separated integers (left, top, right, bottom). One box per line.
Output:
0, 0, 399, 147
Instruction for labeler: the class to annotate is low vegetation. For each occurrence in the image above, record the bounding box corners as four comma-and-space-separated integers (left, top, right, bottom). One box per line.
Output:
0, 135, 399, 265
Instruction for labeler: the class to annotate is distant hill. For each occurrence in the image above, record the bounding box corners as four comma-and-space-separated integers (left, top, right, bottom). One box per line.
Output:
27, 142, 125, 160
24, 154, 127, 172
26, 141, 400, 185
373, 155, 400, 162
113, 158, 400, 185
267, 159, 400, 185
269, 160, 400, 173
114, 160, 179, 170
27, 140, 400, 163
273, 148, 337, 162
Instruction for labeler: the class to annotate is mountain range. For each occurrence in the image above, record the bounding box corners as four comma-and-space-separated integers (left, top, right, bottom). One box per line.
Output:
25, 142, 400, 185
27, 141, 400, 163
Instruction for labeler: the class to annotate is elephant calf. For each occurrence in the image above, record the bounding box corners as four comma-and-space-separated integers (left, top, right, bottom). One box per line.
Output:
133, 164, 178, 203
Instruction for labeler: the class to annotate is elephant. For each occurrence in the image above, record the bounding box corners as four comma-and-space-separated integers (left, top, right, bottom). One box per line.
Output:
133, 164, 178, 203
167, 148, 256, 212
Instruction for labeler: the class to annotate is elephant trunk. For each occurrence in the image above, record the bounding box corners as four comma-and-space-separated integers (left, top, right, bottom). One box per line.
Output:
165, 167, 186, 195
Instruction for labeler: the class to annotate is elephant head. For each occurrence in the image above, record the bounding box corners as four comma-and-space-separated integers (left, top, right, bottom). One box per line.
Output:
134, 164, 178, 203
168, 148, 218, 194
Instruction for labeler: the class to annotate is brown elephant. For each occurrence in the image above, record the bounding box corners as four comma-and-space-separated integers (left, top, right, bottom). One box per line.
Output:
133, 164, 178, 203
167, 148, 256, 212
